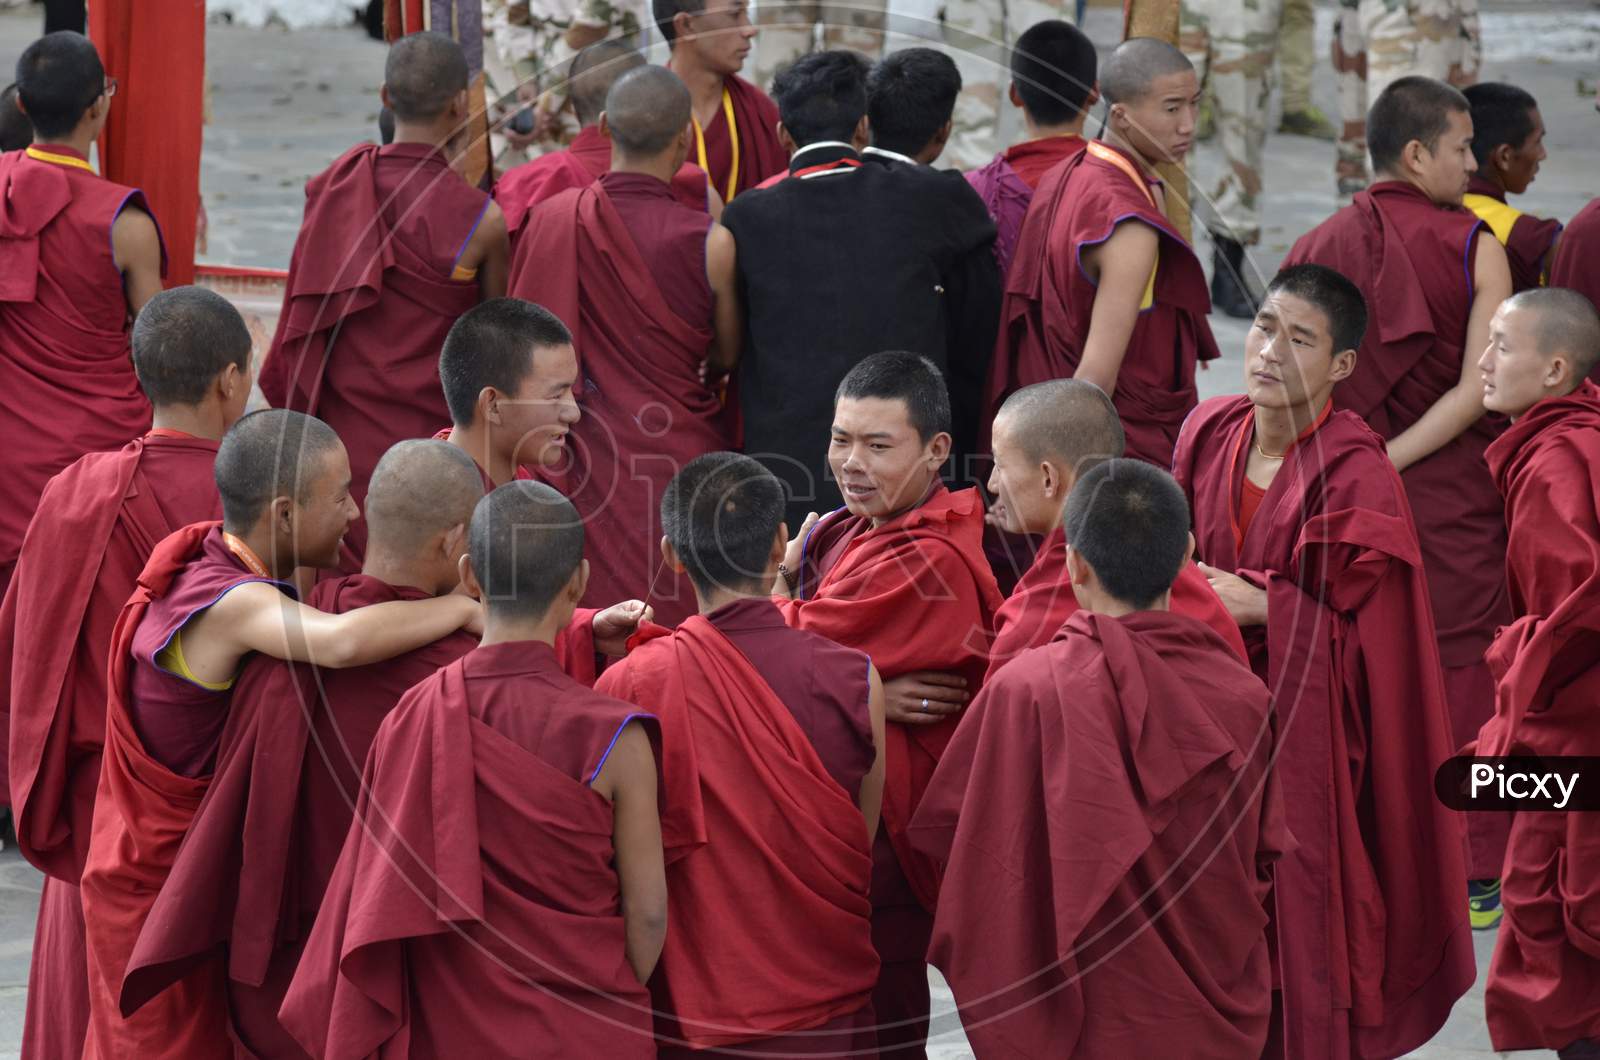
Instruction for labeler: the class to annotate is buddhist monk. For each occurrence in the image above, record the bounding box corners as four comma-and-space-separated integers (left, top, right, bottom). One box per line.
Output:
281, 481, 666, 1058
1463, 83, 1561, 293
117, 440, 654, 1056
495, 40, 713, 249
1171, 264, 1475, 1059
773, 351, 1003, 1058
259, 30, 509, 567
1548, 207, 1600, 383
436, 297, 581, 489
1283, 76, 1515, 911
989, 37, 1218, 470
1, 31, 165, 600
1472, 288, 1600, 1056
863, 47, 961, 167
510, 65, 739, 626
595, 451, 885, 1055
1, 82, 31, 150
984, 378, 1245, 679
0, 287, 249, 1060
655, 0, 785, 201
965, 20, 1098, 274
78, 409, 484, 1059
913, 458, 1283, 1058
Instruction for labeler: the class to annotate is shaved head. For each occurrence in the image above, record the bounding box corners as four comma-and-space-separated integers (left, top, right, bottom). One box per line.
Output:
215, 410, 343, 532
1507, 288, 1600, 384
384, 31, 468, 122
1099, 37, 1193, 105
995, 379, 1124, 475
570, 41, 645, 127
605, 65, 691, 157
365, 439, 486, 559
132, 286, 252, 408
469, 481, 586, 620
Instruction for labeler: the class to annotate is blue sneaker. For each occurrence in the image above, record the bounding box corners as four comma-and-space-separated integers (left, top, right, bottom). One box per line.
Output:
1470, 878, 1503, 930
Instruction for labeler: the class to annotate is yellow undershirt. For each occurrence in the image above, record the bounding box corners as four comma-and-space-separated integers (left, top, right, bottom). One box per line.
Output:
155, 627, 236, 692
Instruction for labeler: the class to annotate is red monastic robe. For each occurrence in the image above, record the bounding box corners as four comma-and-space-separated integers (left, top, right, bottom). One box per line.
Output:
0, 431, 218, 1060
1547, 199, 1600, 384
1284, 180, 1513, 879
596, 616, 877, 1052
988, 140, 1219, 468
278, 642, 659, 1059
912, 609, 1284, 1058
1475, 381, 1600, 1052
509, 181, 730, 626
259, 142, 488, 566
1463, 175, 1562, 294
985, 526, 1246, 680
495, 125, 709, 247
687, 74, 786, 202
0, 146, 165, 596
1172, 395, 1475, 1060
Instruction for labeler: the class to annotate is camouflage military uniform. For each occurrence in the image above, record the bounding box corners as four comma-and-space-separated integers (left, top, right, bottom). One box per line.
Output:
1333, 0, 1480, 191
750, 0, 888, 91
1181, 0, 1283, 244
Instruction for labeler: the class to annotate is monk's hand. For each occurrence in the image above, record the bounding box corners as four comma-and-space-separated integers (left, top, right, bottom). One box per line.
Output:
1197, 563, 1268, 627
883, 672, 968, 726
593, 600, 653, 657
774, 512, 821, 597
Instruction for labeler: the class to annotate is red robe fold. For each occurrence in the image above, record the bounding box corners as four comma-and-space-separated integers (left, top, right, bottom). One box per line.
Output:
1547, 199, 1600, 384
596, 616, 876, 1050
278, 644, 658, 1059
988, 141, 1220, 468
495, 125, 710, 246
509, 182, 730, 626
1475, 381, 1600, 1052
985, 525, 1246, 680
0, 149, 164, 591
1172, 395, 1475, 1060
1284, 180, 1512, 879
691, 74, 787, 202
259, 142, 487, 566
912, 609, 1283, 1058
0, 432, 218, 1060
964, 135, 1086, 275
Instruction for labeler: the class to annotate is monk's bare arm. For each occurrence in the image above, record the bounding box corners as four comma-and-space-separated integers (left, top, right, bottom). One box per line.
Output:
1075, 221, 1160, 398
463, 200, 510, 300
703, 182, 725, 222
594, 722, 668, 983
188, 582, 479, 675
859, 665, 887, 845
1386, 235, 1512, 471
111, 206, 164, 316
705, 223, 742, 375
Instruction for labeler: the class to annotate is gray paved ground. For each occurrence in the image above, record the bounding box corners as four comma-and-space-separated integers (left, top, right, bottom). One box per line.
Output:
2, 1, 1596, 1055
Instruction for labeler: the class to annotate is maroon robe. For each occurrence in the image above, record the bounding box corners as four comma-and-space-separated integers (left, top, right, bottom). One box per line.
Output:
1476, 381, 1600, 1052
689, 73, 786, 202
259, 142, 488, 566
1284, 180, 1513, 879
912, 609, 1283, 1058
0, 431, 218, 1060
509, 178, 730, 626
964, 135, 1086, 275
1172, 395, 1475, 1060
0, 146, 166, 596
278, 642, 659, 1059
595, 608, 876, 1053
1464, 175, 1561, 293
1547, 198, 1600, 384
495, 125, 710, 247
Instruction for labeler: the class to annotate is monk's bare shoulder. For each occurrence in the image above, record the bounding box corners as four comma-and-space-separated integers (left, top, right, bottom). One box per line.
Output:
460, 199, 508, 266
110, 204, 160, 269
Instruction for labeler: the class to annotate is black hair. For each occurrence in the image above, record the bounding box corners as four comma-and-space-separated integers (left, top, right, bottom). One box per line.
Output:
384, 31, 468, 122
772, 50, 869, 147
1463, 82, 1539, 166
866, 48, 960, 157
215, 409, 343, 532
1, 83, 33, 151
1010, 20, 1098, 126
834, 350, 951, 443
15, 31, 104, 140
468, 480, 586, 618
1368, 75, 1470, 175
1062, 459, 1191, 610
1263, 264, 1369, 354
652, 0, 705, 46
131, 286, 253, 407
661, 451, 785, 595
439, 298, 573, 426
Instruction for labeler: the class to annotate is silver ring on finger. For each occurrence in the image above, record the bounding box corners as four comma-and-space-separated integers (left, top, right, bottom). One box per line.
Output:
921, 698, 929, 712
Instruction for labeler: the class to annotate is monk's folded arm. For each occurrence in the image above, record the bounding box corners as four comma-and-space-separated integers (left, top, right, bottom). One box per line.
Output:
217, 585, 479, 669
1076, 221, 1161, 397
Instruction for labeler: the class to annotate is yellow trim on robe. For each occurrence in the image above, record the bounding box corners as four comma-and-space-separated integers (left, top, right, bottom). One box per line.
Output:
155, 627, 236, 691
25, 145, 95, 173
450, 263, 479, 282
1464, 193, 1523, 247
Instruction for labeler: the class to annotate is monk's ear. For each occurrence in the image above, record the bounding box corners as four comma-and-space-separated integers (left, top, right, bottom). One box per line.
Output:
931, 119, 953, 151
1402, 138, 1428, 175
570, 557, 590, 603
852, 114, 870, 153
598, 111, 612, 142
1329, 347, 1357, 386
270, 493, 296, 538
1064, 544, 1093, 596
479, 386, 500, 425
459, 553, 483, 600
769, 524, 788, 568
776, 121, 798, 157
379, 83, 394, 112
1008, 82, 1023, 110
926, 431, 952, 469
1544, 352, 1573, 391
660, 536, 687, 575
1182, 531, 1196, 568
1085, 84, 1102, 110
1489, 141, 1516, 175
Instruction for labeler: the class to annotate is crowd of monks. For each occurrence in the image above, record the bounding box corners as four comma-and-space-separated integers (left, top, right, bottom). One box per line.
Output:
2, 6, 1600, 1059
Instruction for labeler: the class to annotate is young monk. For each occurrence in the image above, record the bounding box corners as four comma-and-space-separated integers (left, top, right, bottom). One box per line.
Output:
913, 458, 1283, 1058
281, 481, 665, 1058
1548, 208, 1600, 382
595, 451, 885, 1055
435, 297, 581, 489
495, 40, 713, 249
655, 0, 786, 201
1462, 83, 1561, 293
985, 378, 1244, 679
0, 286, 249, 1060
1284, 76, 1516, 909
78, 410, 483, 1059
260, 30, 509, 567
117, 440, 652, 1055
1, 31, 165, 599
1472, 288, 1600, 1056
988, 37, 1218, 469
510, 65, 740, 625
1171, 264, 1475, 1059
965, 20, 1098, 274
774, 351, 1003, 1058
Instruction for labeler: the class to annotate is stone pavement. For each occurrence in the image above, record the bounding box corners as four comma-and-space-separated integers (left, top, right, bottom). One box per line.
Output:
2, 1, 1597, 1055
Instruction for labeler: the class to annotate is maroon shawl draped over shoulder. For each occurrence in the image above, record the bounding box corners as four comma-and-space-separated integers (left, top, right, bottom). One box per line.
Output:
1548, 200, 1600, 384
